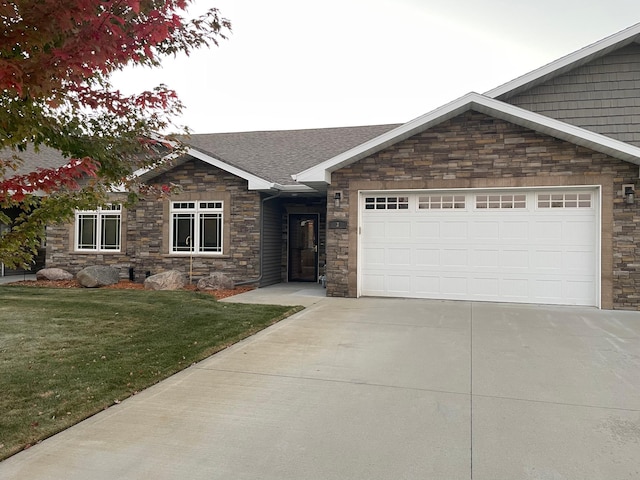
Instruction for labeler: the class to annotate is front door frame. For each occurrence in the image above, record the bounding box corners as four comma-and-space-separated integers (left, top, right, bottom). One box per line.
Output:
287, 213, 320, 282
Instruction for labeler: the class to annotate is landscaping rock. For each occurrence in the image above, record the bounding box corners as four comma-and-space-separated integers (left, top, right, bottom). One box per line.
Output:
144, 270, 186, 291
36, 268, 73, 281
77, 265, 120, 288
196, 272, 235, 291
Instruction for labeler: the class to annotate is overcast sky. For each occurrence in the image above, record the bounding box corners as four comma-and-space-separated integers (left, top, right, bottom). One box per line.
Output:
111, 0, 640, 134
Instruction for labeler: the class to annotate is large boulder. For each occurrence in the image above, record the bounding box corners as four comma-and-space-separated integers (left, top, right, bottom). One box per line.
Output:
36, 268, 73, 281
144, 270, 186, 291
196, 272, 234, 291
77, 265, 120, 288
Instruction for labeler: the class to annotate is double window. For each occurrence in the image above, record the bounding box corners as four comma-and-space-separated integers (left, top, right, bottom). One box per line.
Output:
170, 201, 223, 254
75, 205, 121, 251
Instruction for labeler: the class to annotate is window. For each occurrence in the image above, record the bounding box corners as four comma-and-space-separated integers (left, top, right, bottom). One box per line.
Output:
75, 204, 121, 251
171, 201, 223, 254
537, 193, 591, 209
418, 195, 465, 209
364, 196, 409, 210
476, 194, 526, 209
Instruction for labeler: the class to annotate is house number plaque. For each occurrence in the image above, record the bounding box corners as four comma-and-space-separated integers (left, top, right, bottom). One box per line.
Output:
328, 220, 348, 229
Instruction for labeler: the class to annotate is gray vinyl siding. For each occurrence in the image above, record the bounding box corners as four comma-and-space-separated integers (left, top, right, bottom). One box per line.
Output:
504, 43, 640, 146
260, 197, 283, 287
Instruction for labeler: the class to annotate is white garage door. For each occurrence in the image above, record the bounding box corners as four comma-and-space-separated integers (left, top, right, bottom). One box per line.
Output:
359, 189, 599, 306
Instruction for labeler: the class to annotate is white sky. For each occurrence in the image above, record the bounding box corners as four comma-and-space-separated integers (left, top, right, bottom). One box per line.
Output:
111, 0, 640, 133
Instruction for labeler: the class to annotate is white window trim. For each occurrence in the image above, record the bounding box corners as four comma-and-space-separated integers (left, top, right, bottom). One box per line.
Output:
169, 201, 224, 255
74, 205, 122, 252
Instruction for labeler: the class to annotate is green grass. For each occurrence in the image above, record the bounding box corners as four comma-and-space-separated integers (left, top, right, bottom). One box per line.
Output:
0, 286, 301, 460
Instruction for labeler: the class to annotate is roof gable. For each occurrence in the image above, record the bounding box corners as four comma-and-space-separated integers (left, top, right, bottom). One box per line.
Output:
293, 93, 640, 187
486, 23, 640, 100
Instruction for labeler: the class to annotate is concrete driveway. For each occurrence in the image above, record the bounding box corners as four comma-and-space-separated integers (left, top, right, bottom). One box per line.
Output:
1, 288, 639, 479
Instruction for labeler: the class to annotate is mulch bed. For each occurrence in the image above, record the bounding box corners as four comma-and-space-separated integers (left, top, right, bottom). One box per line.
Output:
5, 279, 255, 300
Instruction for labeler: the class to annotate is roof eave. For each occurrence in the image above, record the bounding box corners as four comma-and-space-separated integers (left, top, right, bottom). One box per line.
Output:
485, 23, 640, 100
133, 147, 275, 192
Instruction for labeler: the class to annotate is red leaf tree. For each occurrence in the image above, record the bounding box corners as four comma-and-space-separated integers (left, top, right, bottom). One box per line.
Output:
0, 0, 231, 269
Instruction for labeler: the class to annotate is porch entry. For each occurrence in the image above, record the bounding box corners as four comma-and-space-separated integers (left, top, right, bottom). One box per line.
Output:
288, 213, 319, 282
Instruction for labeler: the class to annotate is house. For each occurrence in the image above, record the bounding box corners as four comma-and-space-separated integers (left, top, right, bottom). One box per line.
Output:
44, 23, 640, 310
0, 145, 70, 276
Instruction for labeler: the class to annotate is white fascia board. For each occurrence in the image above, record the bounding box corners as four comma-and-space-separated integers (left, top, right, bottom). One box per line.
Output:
273, 183, 318, 193
471, 95, 640, 165
130, 147, 276, 192
485, 23, 640, 99
295, 92, 640, 186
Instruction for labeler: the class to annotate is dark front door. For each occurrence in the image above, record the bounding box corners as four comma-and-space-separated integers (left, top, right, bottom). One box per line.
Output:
288, 214, 319, 282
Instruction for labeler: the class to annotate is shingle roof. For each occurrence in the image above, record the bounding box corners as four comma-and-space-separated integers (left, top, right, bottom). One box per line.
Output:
1, 145, 71, 178
178, 124, 400, 185
2, 125, 402, 189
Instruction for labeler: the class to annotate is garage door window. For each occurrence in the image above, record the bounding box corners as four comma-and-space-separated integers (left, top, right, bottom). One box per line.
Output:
364, 196, 409, 210
476, 194, 526, 209
537, 193, 591, 208
418, 195, 465, 209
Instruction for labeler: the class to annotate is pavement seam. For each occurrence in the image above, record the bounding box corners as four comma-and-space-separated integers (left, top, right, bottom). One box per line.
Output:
470, 302, 474, 480
196, 366, 471, 398
470, 392, 640, 412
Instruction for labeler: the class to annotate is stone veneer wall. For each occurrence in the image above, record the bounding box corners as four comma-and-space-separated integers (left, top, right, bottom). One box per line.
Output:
326, 111, 640, 310
46, 159, 262, 283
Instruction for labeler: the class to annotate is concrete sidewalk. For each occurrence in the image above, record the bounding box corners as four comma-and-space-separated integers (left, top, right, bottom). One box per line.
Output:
0, 274, 36, 284
1, 295, 639, 479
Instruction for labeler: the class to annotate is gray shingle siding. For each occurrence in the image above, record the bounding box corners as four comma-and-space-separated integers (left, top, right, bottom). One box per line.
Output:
505, 43, 640, 146
260, 197, 283, 287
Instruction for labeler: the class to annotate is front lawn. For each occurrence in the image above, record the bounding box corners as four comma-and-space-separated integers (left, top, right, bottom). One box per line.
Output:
0, 286, 300, 460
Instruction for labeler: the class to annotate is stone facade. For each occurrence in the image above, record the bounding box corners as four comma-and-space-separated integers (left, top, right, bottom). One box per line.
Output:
326, 111, 640, 310
46, 159, 262, 283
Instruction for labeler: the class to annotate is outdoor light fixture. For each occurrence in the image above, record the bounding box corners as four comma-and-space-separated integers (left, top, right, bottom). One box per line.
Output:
334, 192, 341, 207
624, 185, 635, 205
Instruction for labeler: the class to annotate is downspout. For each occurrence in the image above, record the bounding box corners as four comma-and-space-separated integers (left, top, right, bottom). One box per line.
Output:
235, 191, 281, 286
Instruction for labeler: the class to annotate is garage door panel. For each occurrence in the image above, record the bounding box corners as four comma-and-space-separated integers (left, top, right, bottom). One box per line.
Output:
472, 248, 500, 267
387, 248, 411, 266
362, 247, 385, 266
361, 273, 385, 294
500, 278, 529, 299
566, 280, 595, 303
472, 277, 500, 297
563, 250, 595, 273
471, 221, 500, 239
441, 222, 468, 239
532, 221, 563, 241
390, 221, 412, 239
360, 189, 598, 306
365, 221, 386, 240
414, 248, 440, 266
414, 221, 440, 238
414, 275, 440, 295
442, 248, 469, 267
501, 222, 529, 239
500, 249, 530, 269
441, 276, 468, 296
532, 249, 563, 270
564, 220, 595, 244
388, 274, 411, 294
